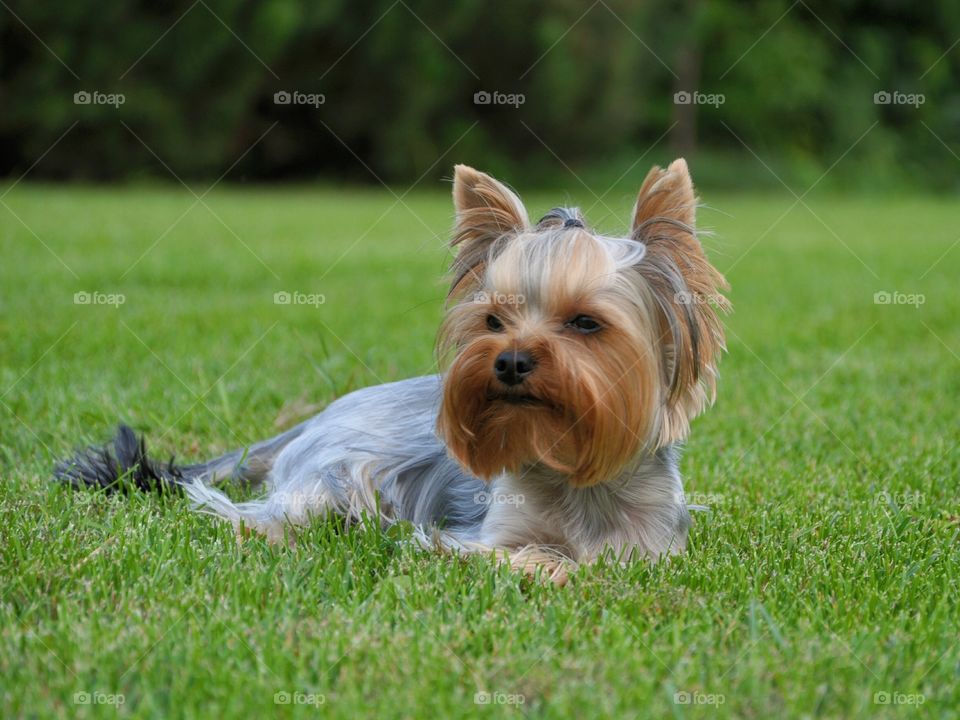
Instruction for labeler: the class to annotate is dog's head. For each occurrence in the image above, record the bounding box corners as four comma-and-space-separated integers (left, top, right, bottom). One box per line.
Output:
437, 162, 729, 487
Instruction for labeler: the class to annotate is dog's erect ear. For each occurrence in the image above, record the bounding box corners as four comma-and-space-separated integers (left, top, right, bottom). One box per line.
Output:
631, 158, 730, 445
449, 165, 528, 297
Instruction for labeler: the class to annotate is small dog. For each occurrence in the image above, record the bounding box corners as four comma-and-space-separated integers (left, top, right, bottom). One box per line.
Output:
56, 160, 729, 582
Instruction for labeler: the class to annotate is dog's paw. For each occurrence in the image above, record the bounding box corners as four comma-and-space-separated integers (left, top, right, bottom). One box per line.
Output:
501, 547, 575, 586
529, 558, 571, 586
234, 520, 296, 547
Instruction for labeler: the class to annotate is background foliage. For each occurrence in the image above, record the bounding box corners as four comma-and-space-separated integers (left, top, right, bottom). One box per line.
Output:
1, 0, 958, 189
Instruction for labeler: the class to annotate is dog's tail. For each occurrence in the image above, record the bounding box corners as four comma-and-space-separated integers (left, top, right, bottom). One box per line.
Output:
54, 423, 306, 494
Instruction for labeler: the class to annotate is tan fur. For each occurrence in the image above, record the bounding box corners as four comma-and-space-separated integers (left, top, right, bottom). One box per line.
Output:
232, 162, 727, 586
449, 165, 529, 299
632, 158, 730, 444
437, 229, 663, 488
440, 161, 729, 491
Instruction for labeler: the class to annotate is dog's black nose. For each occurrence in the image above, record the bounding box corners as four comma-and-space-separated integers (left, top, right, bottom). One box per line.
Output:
494, 350, 536, 386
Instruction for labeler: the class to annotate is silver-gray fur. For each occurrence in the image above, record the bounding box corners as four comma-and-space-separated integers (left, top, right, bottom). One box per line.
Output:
53, 159, 725, 571
182, 375, 690, 560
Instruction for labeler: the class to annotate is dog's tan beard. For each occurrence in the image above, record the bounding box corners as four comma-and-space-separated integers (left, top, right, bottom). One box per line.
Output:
438, 338, 567, 480
438, 334, 657, 488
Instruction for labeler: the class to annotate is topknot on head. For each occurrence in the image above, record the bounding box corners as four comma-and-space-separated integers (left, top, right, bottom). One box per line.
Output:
537, 207, 585, 231
446, 161, 730, 456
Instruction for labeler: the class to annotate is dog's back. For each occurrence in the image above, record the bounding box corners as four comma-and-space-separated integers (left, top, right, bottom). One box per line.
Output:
55, 375, 489, 542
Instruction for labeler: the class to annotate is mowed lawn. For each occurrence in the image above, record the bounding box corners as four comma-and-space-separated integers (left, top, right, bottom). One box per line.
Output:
0, 182, 957, 719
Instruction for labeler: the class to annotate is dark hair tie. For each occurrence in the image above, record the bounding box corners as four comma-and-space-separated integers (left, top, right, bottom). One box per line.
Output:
537, 207, 585, 230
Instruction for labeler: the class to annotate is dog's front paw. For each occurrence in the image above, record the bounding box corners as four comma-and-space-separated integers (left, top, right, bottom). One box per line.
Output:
234, 520, 296, 547
503, 547, 575, 586
526, 558, 571, 586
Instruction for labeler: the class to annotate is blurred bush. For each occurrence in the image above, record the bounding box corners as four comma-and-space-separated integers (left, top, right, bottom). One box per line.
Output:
0, 0, 957, 190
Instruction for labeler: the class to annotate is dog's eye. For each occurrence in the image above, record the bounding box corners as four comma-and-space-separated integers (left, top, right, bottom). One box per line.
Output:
486, 314, 504, 332
568, 315, 602, 333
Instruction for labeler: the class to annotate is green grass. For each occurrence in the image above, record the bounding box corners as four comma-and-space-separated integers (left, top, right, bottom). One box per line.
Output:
1, 183, 958, 719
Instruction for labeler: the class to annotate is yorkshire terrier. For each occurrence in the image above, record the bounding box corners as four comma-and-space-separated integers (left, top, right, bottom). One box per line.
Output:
56, 159, 729, 582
